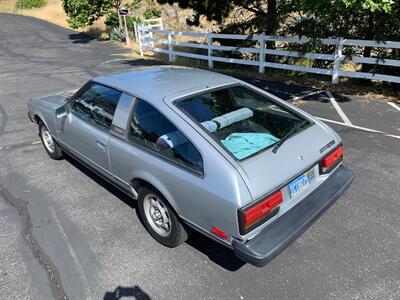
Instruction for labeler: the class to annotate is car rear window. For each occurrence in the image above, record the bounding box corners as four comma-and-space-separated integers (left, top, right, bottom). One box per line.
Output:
175, 85, 311, 160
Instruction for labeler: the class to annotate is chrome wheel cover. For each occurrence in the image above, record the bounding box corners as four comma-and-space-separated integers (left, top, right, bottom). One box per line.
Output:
41, 126, 55, 153
143, 193, 171, 237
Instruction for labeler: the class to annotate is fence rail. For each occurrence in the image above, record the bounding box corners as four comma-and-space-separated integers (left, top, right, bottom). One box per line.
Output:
137, 27, 400, 84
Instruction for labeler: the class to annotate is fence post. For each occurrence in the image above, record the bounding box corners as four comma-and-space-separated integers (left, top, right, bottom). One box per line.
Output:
168, 30, 174, 63
259, 34, 265, 74
133, 22, 138, 42
207, 33, 214, 69
138, 26, 144, 57
332, 38, 343, 84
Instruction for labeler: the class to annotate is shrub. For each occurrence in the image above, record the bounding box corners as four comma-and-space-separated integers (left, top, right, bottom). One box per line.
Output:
109, 26, 135, 41
105, 11, 141, 29
143, 0, 161, 19
109, 27, 126, 41
15, 0, 46, 9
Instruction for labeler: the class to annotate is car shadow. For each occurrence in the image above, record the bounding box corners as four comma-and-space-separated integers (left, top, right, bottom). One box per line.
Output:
64, 155, 136, 210
68, 33, 97, 44
104, 285, 151, 300
64, 155, 247, 271
186, 231, 246, 271
120, 59, 167, 67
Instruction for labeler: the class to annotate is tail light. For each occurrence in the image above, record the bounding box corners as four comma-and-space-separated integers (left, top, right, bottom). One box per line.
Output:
238, 190, 282, 234
320, 145, 343, 174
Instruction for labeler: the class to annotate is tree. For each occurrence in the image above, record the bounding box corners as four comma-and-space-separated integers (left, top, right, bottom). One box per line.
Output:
63, 0, 112, 28
281, 0, 399, 73
62, 0, 135, 29
156, 0, 281, 36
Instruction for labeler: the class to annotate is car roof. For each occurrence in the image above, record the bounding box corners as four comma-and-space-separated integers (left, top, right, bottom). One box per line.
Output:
93, 66, 238, 104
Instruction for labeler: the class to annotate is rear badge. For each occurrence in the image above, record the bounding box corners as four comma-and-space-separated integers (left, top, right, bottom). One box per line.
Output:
298, 155, 304, 161
320, 140, 335, 153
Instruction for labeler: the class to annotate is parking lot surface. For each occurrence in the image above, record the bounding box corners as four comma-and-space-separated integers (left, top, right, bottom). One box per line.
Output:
1, 13, 399, 300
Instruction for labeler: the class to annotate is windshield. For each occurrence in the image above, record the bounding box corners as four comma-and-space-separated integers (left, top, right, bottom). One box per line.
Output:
175, 85, 311, 160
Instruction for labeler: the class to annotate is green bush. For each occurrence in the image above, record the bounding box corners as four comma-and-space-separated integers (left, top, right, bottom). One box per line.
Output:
105, 11, 141, 29
109, 26, 135, 41
143, 0, 161, 19
15, 0, 46, 9
109, 27, 125, 41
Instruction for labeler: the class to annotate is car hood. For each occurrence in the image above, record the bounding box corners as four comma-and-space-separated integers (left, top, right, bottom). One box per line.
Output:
31, 90, 75, 109
235, 122, 339, 200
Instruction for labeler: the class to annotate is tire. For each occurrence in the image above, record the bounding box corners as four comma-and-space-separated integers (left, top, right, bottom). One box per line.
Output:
38, 121, 63, 160
137, 186, 188, 247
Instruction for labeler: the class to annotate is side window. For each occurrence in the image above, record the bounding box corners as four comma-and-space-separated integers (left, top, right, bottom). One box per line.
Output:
72, 82, 122, 130
128, 99, 204, 174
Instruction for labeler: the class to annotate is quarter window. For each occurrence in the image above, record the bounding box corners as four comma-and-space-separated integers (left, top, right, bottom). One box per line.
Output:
72, 82, 122, 130
129, 99, 204, 174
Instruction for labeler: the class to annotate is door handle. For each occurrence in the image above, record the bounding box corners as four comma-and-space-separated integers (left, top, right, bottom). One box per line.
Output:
96, 141, 107, 150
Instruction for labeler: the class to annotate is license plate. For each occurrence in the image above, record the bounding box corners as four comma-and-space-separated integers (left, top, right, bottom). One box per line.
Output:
289, 172, 310, 198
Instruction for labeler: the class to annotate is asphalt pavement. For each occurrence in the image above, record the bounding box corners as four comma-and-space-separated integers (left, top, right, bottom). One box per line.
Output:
0, 13, 399, 300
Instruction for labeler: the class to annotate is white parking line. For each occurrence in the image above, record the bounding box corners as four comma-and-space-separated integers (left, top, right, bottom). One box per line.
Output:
317, 117, 400, 139
385, 134, 400, 139
387, 102, 400, 112
326, 91, 353, 125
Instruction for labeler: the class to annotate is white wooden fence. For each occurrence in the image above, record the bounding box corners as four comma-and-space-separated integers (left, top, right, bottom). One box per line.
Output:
133, 18, 163, 42
137, 27, 400, 85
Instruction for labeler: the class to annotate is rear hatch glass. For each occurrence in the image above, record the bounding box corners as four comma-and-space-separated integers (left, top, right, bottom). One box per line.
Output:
175, 85, 312, 161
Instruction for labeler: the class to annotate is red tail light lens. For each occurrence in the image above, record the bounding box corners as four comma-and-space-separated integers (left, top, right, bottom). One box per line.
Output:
321, 145, 343, 174
239, 190, 283, 234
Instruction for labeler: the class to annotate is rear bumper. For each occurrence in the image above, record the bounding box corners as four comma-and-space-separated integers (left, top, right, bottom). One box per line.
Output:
233, 165, 353, 267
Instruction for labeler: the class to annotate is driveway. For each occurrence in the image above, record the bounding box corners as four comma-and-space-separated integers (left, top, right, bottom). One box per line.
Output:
0, 13, 399, 300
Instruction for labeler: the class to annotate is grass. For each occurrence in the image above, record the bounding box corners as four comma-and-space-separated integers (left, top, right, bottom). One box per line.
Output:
0, 0, 108, 39
19, 0, 69, 27
0, 0, 16, 11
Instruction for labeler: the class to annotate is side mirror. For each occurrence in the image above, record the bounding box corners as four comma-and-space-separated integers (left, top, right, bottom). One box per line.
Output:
56, 105, 67, 119
56, 96, 73, 119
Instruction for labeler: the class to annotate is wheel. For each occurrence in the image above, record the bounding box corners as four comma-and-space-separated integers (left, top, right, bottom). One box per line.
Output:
39, 121, 63, 160
137, 186, 188, 247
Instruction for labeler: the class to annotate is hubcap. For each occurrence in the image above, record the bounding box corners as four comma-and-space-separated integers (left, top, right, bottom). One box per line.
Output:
143, 194, 171, 237
41, 126, 55, 153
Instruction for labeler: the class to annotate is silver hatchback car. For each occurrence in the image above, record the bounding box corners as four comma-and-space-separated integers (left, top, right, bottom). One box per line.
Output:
28, 66, 353, 267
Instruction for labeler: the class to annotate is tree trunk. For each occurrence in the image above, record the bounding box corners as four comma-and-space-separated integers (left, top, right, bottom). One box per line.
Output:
361, 12, 374, 73
265, 0, 277, 61
266, 0, 277, 36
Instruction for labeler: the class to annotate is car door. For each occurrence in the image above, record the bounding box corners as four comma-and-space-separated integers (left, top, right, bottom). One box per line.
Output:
59, 81, 122, 173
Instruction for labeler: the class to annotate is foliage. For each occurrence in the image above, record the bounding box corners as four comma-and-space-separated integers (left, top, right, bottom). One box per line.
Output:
156, 0, 280, 36
15, 0, 46, 9
295, 0, 395, 13
126, 0, 141, 10
62, 0, 112, 28
143, 0, 161, 19
281, 0, 400, 76
105, 11, 141, 28
109, 26, 126, 41
282, 1, 398, 39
